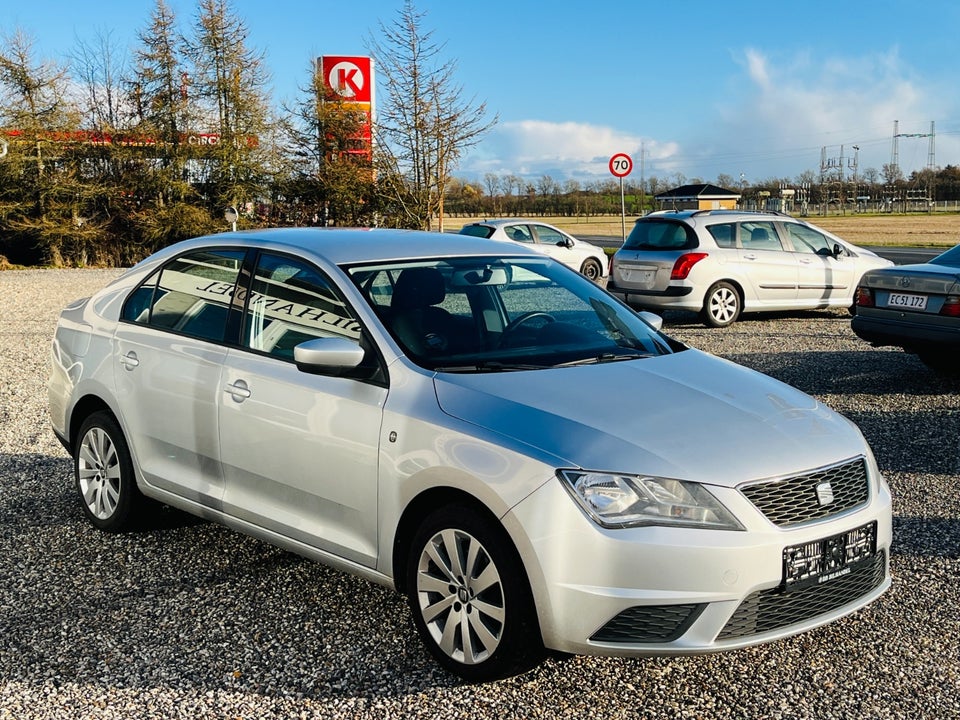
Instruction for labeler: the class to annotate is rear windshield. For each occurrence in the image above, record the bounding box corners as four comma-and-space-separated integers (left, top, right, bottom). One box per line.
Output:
458, 224, 495, 239
624, 220, 698, 250
933, 244, 960, 267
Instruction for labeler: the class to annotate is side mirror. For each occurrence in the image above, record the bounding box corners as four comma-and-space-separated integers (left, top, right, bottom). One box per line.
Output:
833, 243, 843, 257
638, 310, 664, 332
294, 337, 365, 375
558, 237, 574, 248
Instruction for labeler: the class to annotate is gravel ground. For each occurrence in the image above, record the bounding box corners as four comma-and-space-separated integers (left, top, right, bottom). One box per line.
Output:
1, 269, 958, 719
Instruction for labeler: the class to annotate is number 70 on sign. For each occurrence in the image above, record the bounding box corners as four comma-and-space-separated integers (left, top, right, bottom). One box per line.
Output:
609, 153, 633, 178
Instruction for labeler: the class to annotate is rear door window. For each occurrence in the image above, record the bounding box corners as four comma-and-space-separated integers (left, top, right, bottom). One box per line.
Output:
122, 249, 245, 343
739, 222, 784, 251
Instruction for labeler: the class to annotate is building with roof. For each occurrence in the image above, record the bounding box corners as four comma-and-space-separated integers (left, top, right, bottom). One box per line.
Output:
655, 183, 741, 211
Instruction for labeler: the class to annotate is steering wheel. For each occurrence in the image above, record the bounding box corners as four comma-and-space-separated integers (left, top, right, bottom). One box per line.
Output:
500, 312, 555, 344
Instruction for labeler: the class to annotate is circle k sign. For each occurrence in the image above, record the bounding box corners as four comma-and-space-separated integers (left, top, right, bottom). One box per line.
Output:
321, 56, 373, 103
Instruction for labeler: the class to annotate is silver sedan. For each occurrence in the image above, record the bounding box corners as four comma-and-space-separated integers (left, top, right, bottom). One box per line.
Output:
49, 228, 891, 681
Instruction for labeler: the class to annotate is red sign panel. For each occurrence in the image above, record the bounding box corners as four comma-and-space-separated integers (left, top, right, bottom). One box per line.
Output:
320, 56, 373, 103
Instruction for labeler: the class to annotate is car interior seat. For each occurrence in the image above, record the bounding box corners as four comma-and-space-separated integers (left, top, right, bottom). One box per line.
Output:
390, 267, 477, 356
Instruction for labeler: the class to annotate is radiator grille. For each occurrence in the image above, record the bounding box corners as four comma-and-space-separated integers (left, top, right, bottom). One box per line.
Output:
740, 457, 869, 527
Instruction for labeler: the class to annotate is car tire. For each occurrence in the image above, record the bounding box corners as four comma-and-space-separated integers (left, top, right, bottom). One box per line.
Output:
406, 504, 544, 682
701, 281, 741, 328
74, 411, 147, 532
580, 258, 603, 282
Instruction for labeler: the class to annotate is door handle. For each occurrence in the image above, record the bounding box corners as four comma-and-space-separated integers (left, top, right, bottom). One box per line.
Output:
119, 351, 139, 370
224, 379, 251, 402
743, 253, 757, 260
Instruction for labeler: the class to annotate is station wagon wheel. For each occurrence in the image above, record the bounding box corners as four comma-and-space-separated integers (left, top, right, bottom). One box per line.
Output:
75, 411, 145, 532
580, 258, 603, 282
406, 504, 543, 681
701, 281, 741, 328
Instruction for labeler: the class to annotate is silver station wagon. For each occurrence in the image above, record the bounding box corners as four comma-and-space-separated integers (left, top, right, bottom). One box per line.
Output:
49, 228, 892, 681
607, 210, 892, 327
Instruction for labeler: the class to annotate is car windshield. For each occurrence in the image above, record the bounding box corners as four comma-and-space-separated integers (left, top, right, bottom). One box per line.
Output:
932, 244, 960, 268
623, 220, 698, 250
348, 256, 676, 371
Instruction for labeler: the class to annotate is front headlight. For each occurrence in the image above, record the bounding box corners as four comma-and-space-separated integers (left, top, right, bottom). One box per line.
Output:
558, 470, 744, 530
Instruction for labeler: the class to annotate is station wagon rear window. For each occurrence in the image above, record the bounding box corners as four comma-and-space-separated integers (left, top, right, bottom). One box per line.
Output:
624, 220, 698, 251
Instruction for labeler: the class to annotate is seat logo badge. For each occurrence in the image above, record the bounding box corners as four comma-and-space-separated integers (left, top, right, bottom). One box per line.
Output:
816, 481, 835, 506
899, 277, 911, 288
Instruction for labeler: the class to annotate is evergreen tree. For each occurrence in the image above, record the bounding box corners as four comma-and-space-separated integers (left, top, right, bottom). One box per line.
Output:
0, 29, 103, 265
186, 0, 273, 221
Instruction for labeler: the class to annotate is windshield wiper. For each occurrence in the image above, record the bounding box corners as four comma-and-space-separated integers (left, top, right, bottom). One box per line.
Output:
553, 352, 651, 368
434, 361, 546, 373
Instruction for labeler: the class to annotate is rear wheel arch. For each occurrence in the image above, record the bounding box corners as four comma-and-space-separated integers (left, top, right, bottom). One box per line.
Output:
701, 279, 745, 327
68, 395, 116, 451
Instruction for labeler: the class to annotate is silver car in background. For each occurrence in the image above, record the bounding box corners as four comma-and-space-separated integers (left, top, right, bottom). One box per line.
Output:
49, 228, 891, 681
458, 218, 608, 282
607, 210, 892, 327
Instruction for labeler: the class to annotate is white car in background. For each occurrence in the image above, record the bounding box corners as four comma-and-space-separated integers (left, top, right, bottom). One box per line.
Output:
458, 219, 608, 282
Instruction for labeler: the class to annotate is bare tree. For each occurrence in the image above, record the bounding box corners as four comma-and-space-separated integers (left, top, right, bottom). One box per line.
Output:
71, 28, 128, 132
368, 1, 496, 231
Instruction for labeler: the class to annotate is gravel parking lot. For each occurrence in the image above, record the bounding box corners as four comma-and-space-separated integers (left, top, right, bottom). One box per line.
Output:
1, 269, 958, 719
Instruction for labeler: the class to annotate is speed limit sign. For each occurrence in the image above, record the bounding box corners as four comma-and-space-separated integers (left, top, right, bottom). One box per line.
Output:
609, 152, 633, 178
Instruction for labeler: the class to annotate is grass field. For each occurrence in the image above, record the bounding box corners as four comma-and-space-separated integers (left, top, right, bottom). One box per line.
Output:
446, 212, 960, 247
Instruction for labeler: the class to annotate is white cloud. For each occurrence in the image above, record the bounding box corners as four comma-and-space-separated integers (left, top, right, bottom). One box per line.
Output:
456, 47, 960, 184
459, 119, 679, 182
703, 47, 959, 179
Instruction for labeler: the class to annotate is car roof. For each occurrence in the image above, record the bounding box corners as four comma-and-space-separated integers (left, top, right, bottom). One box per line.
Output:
467, 218, 553, 228
640, 209, 794, 223
158, 227, 540, 266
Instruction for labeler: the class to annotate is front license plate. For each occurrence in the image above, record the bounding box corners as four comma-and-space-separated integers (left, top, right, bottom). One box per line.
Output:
782, 522, 876, 591
887, 292, 927, 310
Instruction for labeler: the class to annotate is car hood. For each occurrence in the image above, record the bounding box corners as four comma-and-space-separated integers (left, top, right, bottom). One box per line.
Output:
433, 349, 864, 487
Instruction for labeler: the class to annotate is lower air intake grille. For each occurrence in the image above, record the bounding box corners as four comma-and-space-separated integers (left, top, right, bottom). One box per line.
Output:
591, 603, 706, 643
718, 551, 886, 640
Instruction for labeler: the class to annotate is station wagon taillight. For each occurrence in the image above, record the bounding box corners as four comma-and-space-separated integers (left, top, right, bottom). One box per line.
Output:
855, 287, 875, 308
670, 253, 708, 280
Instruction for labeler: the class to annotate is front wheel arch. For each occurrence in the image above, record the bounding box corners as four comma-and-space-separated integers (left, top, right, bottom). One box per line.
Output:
405, 502, 545, 680
579, 257, 603, 281
393, 488, 500, 595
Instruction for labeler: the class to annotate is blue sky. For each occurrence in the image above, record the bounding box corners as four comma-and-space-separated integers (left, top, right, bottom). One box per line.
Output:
7, 0, 960, 186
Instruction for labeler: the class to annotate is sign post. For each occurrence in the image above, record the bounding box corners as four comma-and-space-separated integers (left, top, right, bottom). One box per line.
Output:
609, 153, 633, 243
